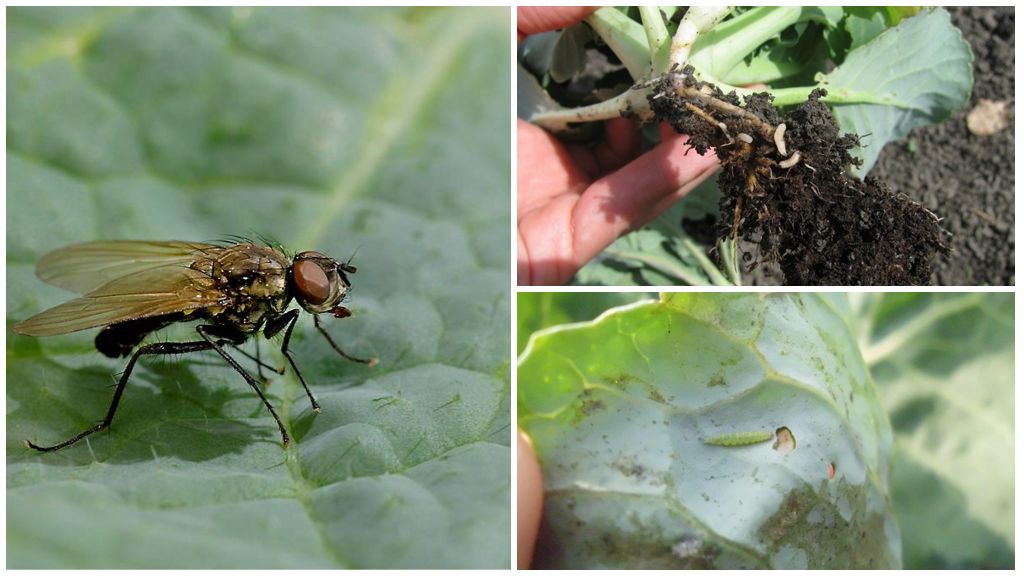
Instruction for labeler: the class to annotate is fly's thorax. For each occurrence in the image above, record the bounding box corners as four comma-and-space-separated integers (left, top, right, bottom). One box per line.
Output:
188, 244, 292, 333
192, 244, 290, 300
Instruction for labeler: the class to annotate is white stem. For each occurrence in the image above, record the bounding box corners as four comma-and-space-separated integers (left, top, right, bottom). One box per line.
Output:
529, 87, 654, 132
639, 6, 671, 76
669, 6, 733, 69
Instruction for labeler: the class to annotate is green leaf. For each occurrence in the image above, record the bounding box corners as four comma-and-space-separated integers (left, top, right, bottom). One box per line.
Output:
7, 7, 510, 568
516, 293, 654, 355
856, 293, 1014, 569
572, 175, 726, 287
519, 293, 900, 569
584, 7, 651, 81
884, 7, 922, 25
689, 6, 842, 81
549, 24, 594, 84
843, 7, 890, 50
516, 62, 562, 121
572, 229, 712, 286
824, 8, 973, 175
517, 24, 594, 85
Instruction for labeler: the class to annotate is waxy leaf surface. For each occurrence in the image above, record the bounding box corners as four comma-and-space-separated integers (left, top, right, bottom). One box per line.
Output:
7, 7, 510, 569
519, 293, 900, 569
856, 293, 1014, 569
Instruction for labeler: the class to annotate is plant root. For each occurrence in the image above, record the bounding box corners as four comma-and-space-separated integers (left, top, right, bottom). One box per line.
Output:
648, 66, 948, 285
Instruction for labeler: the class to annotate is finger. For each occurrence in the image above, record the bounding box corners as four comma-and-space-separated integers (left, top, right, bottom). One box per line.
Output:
570, 132, 721, 263
565, 141, 601, 181
659, 122, 678, 141
593, 117, 640, 173
518, 119, 589, 219
517, 231, 532, 285
518, 431, 544, 569
570, 118, 641, 180
517, 6, 597, 39
518, 192, 581, 285
646, 162, 720, 225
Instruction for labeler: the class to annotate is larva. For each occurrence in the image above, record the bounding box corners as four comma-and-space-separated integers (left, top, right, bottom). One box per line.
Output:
704, 430, 774, 446
779, 151, 801, 169
774, 123, 787, 156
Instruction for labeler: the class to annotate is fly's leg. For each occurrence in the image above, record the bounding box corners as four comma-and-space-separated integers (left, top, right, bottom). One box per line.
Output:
314, 313, 378, 367
264, 310, 377, 414
196, 326, 290, 447
26, 340, 214, 452
229, 340, 285, 385
252, 340, 266, 383
265, 310, 319, 413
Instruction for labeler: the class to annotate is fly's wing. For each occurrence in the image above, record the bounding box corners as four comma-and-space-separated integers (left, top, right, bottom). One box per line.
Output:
12, 266, 227, 336
34, 240, 222, 294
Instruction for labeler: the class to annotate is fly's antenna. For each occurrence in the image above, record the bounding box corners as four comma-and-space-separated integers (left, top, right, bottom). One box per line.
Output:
346, 245, 362, 267
340, 245, 362, 274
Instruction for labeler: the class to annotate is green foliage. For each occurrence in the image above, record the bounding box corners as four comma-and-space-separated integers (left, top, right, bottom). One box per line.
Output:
855, 293, 1014, 569
7, 7, 510, 568
517, 292, 653, 355
826, 8, 972, 174
518, 292, 1015, 568
519, 293, 900, 569
573, 175, 729, 286
518, 24, 594, 84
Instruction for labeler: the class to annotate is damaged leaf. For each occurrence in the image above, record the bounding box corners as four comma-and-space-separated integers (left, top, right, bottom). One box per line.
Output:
519, 293, 900, 569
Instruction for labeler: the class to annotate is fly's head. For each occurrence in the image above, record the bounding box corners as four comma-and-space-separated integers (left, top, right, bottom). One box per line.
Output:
289, 251, 357, 315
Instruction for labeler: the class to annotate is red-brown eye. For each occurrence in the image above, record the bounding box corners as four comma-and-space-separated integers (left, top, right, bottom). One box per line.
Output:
293, 259, 330, 305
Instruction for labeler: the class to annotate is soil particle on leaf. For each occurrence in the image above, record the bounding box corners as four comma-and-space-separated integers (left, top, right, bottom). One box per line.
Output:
650, 67, 948, 285
572, 389, 607, 425
758, 484, 896, 568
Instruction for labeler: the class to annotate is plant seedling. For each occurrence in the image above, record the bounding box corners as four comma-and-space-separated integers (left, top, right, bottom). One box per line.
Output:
520, 7, 972, 285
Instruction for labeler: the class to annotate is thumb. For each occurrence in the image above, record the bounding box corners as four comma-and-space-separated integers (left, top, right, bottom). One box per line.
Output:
518, 430, 544, 568
517, 7, 596, 41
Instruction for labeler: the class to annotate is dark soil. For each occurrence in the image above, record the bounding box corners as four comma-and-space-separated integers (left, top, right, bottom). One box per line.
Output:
871, 6, 1014, 285
651, 67, 947, 285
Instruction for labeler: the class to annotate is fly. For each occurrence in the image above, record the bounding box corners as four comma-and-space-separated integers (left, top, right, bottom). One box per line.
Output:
12, 239, 377, 452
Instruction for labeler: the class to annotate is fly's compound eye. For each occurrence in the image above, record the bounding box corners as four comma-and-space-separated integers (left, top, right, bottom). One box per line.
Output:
293, 259, 331, 306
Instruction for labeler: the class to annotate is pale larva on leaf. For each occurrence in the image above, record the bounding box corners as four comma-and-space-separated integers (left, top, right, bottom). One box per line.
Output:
704, 430, 774, 447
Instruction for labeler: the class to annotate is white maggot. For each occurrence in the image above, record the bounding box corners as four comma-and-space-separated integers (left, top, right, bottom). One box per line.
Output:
737, 133, 753, 144
779, 151, 801, 169
774, 123, 787, 156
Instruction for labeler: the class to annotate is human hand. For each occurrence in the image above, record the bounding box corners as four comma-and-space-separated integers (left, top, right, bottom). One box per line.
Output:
518, 430, 543, 569
517, 8, 721, 285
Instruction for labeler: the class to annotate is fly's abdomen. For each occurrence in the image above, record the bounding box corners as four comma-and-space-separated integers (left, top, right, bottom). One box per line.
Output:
95, 314, 183, 358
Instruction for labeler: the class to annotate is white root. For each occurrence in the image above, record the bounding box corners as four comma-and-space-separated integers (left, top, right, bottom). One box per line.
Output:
774, 123, 787, 156
737, 133, 753, 144
779, 151, 801, 169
